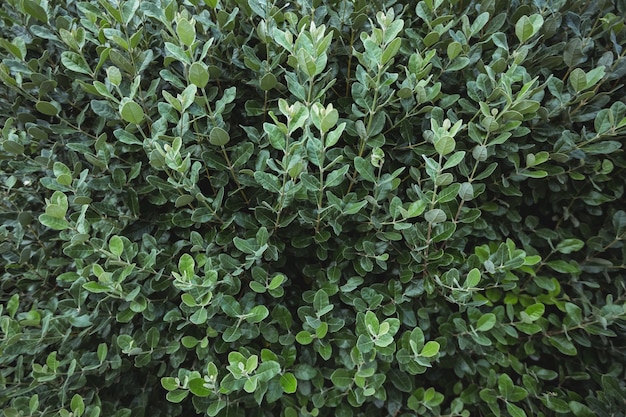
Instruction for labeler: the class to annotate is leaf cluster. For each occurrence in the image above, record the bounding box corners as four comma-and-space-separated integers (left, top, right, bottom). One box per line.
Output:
1, 0, 626, 416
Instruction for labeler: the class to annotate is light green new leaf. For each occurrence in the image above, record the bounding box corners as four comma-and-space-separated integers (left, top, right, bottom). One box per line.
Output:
70, 395, 84, 417
280, 372, 297, 393
420, 341, 440, 358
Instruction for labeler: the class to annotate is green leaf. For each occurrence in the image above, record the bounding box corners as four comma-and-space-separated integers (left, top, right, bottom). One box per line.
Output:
254, 171, 281, 193
280, 372, 297, 393
420, 341, 440, 358
515, 14, 543, 43
38, 214, 70, 230
568, 401, 595, 417
548, 335, 578, 356
425, 209, 446, 224
189, 378, 212, 397
166, 389, 189, 403
476, 313, 496, 332
176, 18, 196, 46
506, 403, 527, 417
434, 136, 455, 155
82, 282, 111, 293
569, 68, 587, 92
354, 157, 376, 183
70, 394, 85, 417
120, 100, 144, 124
61, 51, 92, 75
556, 238, 584, 254
447, 41, 462, 60
246, 305, 269, 323
330, 369, 353, 389
145, 327, 160, 349
256, 361, 280, 381
260, 73, 277, 91
36, 100, 61, 116
97, 343, 108, 363
3, 140, 25, 154
381, 37, 402, 65
109, 235, 124, 258
23, 0, 48, 23
189, 62, 209, 88
209, 127, 230, 146
178, 253, 195, 277
296, 331, 313, 345
523, 303, 545, 322
161, 376, 178, 391
313, 289, 329, 312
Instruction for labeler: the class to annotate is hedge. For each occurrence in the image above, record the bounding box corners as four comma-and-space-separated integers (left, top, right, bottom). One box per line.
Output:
1, 0, 626, 416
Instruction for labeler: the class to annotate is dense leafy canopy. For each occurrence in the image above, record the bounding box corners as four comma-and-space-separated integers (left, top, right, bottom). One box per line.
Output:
1, 0, 626, 416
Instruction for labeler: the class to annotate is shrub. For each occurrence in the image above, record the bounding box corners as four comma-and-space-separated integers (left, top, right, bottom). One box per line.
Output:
1, 0, 626, 416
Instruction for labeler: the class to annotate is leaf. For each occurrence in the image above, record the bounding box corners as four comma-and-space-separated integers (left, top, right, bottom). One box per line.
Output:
246, 305, 269, 323
548, 335, 578, 356
255, 361, 280, 382
176, 18, 196, 46
70, 394, 85, 417
354, 157, 376, 182
97, 343, 108, 363
425, 209, 446, 224
381, 37, 401, 65
38, 214, 70, 230
189, 378, 211, 397
166, 389, 189, 403
280, 373, 297, 393
515, 14, 543, 43
476, 313, 496, 332
209, 127, 230, 146
523, 303, 545, 322
61, 51, 92, 75
145, 327, 160, 349
109, 235, 124, 258
36, 100, 60, 116
569, 68, 587, 92
189, 62, 209, 88
260, 73, 277, 91
434, 136, 455, 155
254, 171, 281, 193
120, 100, 144, 124
178, 253, 195, 277
82, 282, 111, 293
296, 331, 313, 345
420, 341, 440, 357
3, 140, 25, 154
470, 12, 490, 36
23, 0, 48, 23
313, 289, 329, 313
556, 238, 584, 254
506, 403, 527, 417
330, 369, 353, 389
264, 123, 286, 151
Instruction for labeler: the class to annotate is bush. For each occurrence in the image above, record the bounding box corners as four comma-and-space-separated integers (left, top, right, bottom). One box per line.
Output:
2, 0, 626, 416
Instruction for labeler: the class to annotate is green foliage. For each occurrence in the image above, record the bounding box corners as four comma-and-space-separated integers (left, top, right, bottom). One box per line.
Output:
1, 0, 626, 416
